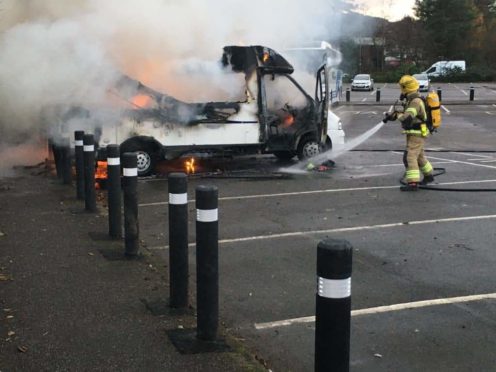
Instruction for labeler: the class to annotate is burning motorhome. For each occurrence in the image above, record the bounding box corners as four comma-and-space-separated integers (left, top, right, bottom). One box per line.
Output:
93, 45, 345, 176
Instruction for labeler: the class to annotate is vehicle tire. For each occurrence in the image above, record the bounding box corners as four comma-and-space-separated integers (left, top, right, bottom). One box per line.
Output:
297, 137, 322, 160
273, 151, 295, 161
121, 142, 157, 177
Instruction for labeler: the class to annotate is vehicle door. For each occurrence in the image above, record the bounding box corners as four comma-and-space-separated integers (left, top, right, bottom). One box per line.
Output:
315, 64, 328, 143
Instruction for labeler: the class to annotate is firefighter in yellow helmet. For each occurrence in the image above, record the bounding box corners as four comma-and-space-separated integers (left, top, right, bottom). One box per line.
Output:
383, 75, 434, 191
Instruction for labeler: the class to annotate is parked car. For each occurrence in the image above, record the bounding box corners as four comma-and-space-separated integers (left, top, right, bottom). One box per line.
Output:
351, 74, 374, 91
413, 73, 430, 92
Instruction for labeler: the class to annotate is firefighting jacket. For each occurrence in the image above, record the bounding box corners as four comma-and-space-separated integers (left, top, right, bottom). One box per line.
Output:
398, 92, 427, 136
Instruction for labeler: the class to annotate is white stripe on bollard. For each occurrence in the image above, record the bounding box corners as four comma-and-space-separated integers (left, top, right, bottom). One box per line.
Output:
75, 140, 84, 146
169, 193, 188, 205
123, 168, 138, 177
83, 145, 94, 152
318, 277, 351, 299
197, 208, 218, 222
107, 157, 120, 166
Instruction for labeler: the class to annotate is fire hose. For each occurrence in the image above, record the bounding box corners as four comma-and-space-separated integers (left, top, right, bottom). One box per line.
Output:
401, 167, 496, 192
350, 149, 496, 192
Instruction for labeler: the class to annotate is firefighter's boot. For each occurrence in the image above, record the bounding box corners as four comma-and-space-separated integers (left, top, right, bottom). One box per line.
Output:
420, 174, 434, 185
400, 182, 418, 191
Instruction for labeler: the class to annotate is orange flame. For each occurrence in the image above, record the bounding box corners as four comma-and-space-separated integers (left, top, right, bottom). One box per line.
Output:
131, 94, 153, 108
95, 161, 108, 189
185, 158, 195, 174
282, 114, 295, 128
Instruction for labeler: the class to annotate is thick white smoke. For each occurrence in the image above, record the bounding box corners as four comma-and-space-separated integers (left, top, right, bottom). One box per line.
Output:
0, 0, 343, 172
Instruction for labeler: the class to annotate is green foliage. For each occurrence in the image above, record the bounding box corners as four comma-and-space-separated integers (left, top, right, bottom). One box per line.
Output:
371, 64, 420, 83
415, 0, 478, 60
431, 66, 496, 82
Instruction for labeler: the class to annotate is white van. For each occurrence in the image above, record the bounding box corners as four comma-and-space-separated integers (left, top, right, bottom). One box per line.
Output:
96, 45, 346, 176
423, 60, 466, 77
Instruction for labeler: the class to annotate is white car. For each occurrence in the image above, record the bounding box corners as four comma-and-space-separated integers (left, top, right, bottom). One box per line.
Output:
413, 73, 430, 92
351, 74, 374, 91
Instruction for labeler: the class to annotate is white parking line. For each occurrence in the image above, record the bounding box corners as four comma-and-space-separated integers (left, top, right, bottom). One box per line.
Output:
453, 84, 468, 96
361, 98, 367, 102
147, 212, 496, 250
485, 111, 495, 115
458, 152, 494, 159
428, 154, 496, 170
139, 178, 496, 208
441, 105, 450, 113
254, 293, 496, 330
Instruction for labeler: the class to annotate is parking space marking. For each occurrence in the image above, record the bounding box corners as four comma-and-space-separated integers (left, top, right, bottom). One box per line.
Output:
453, 84, 468, 96
458, 152, 493, 159
254, 293, 496, 330
138, 176, 496, 207
441, 105, 450, 113
217, 214, 496, 245
485, 111, 495, 115
139, 178, 496, 208
428, 154, 496, 170
147, 212, 496, 250
361, 98, 367, 102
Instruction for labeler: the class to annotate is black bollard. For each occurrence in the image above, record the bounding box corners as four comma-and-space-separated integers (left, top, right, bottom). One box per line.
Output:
60, 137, 72, 185
122, 152, 139, 256
315, 238, 352, 372
437, 87, 442, 102
345, 88, 350, 102
196, 185, 219, 341
375, 88, 381, 102
469, 86, 475, 101
83, 134, 97, 212
169, 173, 189, 309
74, 131, 85, 199
107, 145, 122, 239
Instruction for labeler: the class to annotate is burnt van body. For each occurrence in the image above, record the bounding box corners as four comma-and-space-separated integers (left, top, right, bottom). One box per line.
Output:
97, 45, 345, 176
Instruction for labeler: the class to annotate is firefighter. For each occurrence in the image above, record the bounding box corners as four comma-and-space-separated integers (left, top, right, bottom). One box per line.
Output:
384, 75, 434, 191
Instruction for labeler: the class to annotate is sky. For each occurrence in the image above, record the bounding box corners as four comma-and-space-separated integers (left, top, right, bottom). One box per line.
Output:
354, 0, 416, 21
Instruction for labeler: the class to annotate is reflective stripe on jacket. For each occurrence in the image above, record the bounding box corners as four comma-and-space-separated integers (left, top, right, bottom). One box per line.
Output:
398, 92, 427, 135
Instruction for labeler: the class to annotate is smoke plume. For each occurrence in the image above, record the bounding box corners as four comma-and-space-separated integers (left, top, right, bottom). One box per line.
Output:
0, 0, 343, 172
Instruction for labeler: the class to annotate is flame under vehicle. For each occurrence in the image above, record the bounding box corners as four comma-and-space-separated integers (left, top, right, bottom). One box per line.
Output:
98, 45, 345, 176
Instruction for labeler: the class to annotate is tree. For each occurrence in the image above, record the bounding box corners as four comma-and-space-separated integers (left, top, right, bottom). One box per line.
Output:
382, 16, 426, 66
415, 0, 478, 61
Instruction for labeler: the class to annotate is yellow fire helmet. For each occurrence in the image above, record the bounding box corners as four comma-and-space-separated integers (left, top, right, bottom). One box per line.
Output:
398, 75, 420, 94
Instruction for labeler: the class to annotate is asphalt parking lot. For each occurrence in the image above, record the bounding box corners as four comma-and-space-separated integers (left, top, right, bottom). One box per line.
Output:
133, 84, 496, 371
3, 84, 495, 371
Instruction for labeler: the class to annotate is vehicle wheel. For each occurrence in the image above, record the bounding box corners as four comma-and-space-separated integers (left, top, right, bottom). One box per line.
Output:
273, 151, 295, 161
297, 138, 322, 160
121, 143, 157, 177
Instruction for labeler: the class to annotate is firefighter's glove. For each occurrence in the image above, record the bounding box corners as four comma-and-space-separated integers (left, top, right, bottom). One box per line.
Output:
382, 111, 398, 123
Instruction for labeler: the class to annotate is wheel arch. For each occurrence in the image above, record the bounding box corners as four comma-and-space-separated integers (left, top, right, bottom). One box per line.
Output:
120, 136, 163, 156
